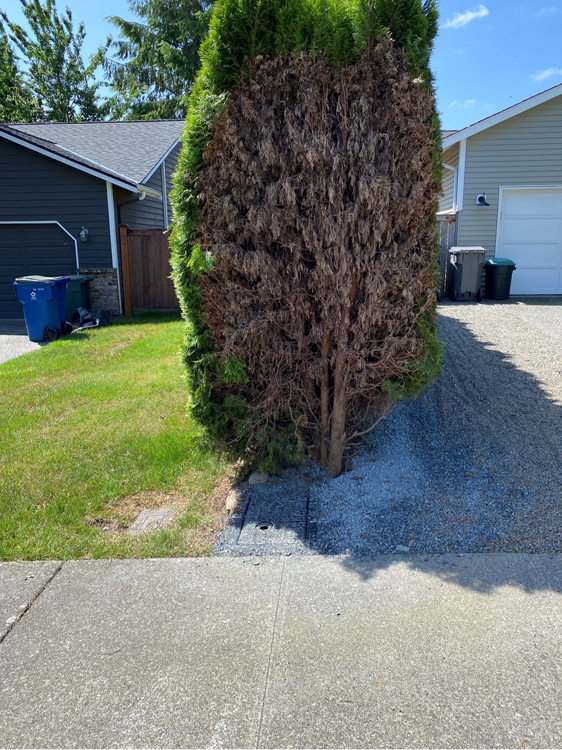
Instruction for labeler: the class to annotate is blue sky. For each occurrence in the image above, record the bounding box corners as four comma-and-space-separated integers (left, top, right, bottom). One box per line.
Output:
2, 0, 561, 130
435, 1, 562, 130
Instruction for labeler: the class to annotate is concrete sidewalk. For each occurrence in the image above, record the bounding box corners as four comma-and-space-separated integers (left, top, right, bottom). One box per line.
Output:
1, 555, 561, 748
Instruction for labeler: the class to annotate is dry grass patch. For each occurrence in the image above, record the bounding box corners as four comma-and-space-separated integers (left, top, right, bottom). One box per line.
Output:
86, 475, 234, 536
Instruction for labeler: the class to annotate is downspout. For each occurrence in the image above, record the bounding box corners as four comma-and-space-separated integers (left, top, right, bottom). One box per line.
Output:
117, 190, 146, 225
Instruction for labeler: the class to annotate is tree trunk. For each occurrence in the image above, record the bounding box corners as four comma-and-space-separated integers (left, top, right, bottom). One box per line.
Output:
327, 265, 357, 477
327, 346, 347, 478
320, 321, 331, 468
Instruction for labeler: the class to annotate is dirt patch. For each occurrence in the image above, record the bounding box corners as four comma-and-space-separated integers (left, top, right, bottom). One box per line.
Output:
182, 475, 240, 555
85, 330, 146, 361
86, 475, 237, 546
86, 517, 128, 532
112, 488, 194, 517
85, 490, 197, 533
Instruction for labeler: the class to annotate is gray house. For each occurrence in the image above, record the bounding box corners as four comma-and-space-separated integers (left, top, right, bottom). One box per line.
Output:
439, 82, 562, 295
0, 119, 184, 318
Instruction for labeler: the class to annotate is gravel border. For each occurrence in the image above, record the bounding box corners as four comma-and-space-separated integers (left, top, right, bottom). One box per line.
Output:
217, 299, 562, 556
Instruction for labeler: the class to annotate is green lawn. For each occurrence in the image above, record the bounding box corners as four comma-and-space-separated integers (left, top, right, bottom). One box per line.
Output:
0, 314, 231, 560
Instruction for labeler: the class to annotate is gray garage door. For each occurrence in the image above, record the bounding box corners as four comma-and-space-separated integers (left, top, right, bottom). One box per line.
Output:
0, 224, 77, 318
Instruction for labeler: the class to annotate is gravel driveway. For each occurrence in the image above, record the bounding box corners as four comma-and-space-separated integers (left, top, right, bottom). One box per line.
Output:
313, 298, 562, 554
219, 298, 562, 556
0, 320, 40, 365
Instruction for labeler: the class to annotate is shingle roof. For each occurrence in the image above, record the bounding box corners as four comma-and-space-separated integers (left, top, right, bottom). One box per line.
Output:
442, 82, 562, 147
442, 130, 457, 139
1, 120, 185, 185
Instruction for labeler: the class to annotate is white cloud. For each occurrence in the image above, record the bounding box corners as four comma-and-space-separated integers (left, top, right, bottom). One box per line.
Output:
537, 7, 560, 16
442, 5, 489, 29
448, 99, 477, 109
531, 67, 562, 81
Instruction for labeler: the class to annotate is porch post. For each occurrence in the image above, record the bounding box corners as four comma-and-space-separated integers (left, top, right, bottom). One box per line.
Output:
119, 225, 133, 315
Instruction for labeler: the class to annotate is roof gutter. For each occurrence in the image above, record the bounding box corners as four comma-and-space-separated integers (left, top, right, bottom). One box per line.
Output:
442, 82, 562, 149
137, 184, 161, 199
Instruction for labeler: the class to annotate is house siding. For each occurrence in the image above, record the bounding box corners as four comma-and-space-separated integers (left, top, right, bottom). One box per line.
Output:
118, 168, 164, 230
118, 140, 181, 230
440, 143, 459, 213
0, 137, 113, 268
456, 94, 562, 261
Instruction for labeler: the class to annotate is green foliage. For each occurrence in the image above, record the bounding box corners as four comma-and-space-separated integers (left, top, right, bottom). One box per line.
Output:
105, 0, 213, 120
1, 0, 108, 122
171, 0, 441, 470
0, 30, 40, 122
0, 314, 230, 560
219, 357, 249, 384
381, 309, 443, 401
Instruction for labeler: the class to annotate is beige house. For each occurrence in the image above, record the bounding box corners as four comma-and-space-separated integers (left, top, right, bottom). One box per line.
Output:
439, 83, 562, 295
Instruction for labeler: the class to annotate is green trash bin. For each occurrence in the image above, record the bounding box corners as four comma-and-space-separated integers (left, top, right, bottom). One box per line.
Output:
484, 258, 516, 300
64, 275, 93, 323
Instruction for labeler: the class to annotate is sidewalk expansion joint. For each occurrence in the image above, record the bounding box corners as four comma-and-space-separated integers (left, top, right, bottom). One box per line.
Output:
256, 558, 285, 749
0, 562, 64, 646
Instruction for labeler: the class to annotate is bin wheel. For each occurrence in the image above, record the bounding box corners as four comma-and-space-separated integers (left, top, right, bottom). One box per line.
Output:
476, 289, 482, 302
437, 290, 442, 303
450, 287, 458, 302
43, 326, 60, 342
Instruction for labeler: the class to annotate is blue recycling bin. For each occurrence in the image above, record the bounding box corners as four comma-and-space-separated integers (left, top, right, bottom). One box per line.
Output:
13, 276, 69, 342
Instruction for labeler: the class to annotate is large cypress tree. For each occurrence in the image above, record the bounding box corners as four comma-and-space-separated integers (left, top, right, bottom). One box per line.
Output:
171, 0, 442, 477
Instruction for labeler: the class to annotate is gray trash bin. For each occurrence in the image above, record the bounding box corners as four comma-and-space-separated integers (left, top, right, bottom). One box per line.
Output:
448, 246, 486, 301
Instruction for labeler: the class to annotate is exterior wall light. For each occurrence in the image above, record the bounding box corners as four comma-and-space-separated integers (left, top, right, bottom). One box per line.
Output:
476, 193, 490, 206
79, 226, 89, 242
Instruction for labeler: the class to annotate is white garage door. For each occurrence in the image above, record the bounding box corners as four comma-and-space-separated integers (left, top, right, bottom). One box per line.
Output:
497, 188, 562, 295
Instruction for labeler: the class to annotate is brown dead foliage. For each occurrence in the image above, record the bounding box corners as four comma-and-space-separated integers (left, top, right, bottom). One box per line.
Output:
198, 39, 439, 476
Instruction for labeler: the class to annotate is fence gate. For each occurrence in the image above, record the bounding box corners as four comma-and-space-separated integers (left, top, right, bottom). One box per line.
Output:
437, 215, 457, 297
119, 226, 179, 314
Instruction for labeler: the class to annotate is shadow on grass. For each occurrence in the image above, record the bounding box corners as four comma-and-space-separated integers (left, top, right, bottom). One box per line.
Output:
111, 311, 182, 326
50, 312, 183, 345
0, 312, 181, 345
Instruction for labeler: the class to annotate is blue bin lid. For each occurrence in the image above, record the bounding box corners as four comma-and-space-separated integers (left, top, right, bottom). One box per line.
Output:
14, 275, 70, 284
485, 258, 516, 267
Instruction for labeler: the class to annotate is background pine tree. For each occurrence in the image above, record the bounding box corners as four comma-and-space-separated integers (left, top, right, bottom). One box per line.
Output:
105, 0, 213, 120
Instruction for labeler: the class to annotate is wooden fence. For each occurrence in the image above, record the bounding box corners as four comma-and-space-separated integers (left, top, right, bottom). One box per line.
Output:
119, 226, 180, 314
119, 218, 458, 313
